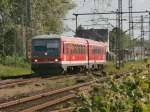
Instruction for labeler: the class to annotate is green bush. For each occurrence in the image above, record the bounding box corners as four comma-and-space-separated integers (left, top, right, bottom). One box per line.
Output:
75, 64, 150, 112
143, 58, 148, 63
0, 55, 30, 68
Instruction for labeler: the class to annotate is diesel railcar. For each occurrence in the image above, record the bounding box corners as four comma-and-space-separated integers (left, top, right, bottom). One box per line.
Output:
31, 35, 106, 73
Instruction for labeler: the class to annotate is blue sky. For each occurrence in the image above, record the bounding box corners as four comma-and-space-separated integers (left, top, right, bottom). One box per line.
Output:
63, 0, 150, 39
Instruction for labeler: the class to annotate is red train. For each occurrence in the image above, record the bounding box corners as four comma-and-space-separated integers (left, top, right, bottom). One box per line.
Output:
31, 35, 106, 73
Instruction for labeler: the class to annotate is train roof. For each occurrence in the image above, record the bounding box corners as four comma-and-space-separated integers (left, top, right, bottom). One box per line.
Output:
32, 35, 106, 47
32, 34, 60, 39
61, 36, 106, 47
61, 36, 87, 44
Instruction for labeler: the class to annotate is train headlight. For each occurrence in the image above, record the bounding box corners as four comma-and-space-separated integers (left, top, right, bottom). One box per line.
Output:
34, 59, 38, 62
45, 52, 48, 56
55, 59, 58, 62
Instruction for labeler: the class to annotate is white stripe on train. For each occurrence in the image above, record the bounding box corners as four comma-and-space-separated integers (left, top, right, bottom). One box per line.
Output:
61, 60, 106, 65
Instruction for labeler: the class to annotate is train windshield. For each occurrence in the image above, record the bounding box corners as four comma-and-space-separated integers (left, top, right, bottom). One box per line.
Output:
32, 39, 60, 57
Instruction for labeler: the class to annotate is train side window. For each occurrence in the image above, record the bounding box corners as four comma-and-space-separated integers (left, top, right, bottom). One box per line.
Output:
70, 44, 72, 54
72, 44, 74, 54
79, 45, 81, 54
78, 45, 80, 54
102, 48, 104, 54
97, 48, 99, 54
75, 45, 77, 54
78, 45, 79, 54
99, 48, 101, 54
70, 46, 72, 54
66, 44, 68, 54
77, 45, 79, 54
67, 44, 70, 54
81, 45, 83, 54
92, 47, 94, 54
93, 47, 96, 54
79, 45, 80, 54
98, 48, 100, 54
82, 46, 84, 54
82, 45, 84, 54
96, 48, 98, 54
65, 44, 68, 54
81, 45, 82, 54
65, 44, 67, 54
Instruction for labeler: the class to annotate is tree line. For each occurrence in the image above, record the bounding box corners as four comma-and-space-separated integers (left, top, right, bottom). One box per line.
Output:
0, 0, 74, 57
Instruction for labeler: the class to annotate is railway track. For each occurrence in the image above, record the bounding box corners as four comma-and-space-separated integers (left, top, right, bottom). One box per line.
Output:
0, 82, 92, 112
0, 66, 146, 112
0, 75, 75, 89
51, 107, 74, 112
0, 67, 141, 89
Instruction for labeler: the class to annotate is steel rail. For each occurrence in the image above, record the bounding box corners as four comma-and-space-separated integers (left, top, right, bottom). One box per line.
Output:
0, 79, 22, 85
0, 78, 39, 89
0, 75, 73, 89
0, 82, 92, 109
51, 107, 74, 112
20, 94, 76, 112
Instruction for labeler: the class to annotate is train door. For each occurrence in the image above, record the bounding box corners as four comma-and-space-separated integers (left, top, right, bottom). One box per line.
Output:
86, 40, 90, 69
64, 43, 70, 62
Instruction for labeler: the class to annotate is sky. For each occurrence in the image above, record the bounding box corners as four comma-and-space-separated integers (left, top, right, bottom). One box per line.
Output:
63, 0, 150, 39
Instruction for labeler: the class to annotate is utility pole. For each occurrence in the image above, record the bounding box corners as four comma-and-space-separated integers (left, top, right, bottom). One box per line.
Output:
149, 12, 150, 40
116, 0, 123, 69
74, 14, 78, 35
129, 0, 134, 60
141, 15, 144, 59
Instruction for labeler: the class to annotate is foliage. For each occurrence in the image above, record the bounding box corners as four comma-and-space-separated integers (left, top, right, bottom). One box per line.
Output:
0, 54, 30, 68
109, 28, 130, 52
31, 0, 75, 35
0, 64, 31, 77
75, 86, 110, 112
75, 62, 150, 112
0, 0, 74, 56
105, 60, 146, 74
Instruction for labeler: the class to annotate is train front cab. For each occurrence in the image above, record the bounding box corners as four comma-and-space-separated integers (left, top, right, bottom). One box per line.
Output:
31, 36, 64, 73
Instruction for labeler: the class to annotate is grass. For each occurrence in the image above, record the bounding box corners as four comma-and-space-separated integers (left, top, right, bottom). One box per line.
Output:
45, 78, 76, 89
105, 59, 148, 74
0, 64, 31, 77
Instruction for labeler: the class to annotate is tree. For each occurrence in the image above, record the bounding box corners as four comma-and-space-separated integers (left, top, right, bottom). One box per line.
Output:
109, 28, 130, 53
0, 0, 74, 56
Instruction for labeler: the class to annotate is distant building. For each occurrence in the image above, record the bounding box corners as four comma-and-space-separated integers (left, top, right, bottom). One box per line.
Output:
134, 46, 144, 60
76, 26, 109, 53
76, 26, 109, 42
144, 40, 150, 57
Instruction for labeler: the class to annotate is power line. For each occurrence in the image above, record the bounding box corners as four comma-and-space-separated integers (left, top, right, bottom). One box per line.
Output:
73, 10, 149, 16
